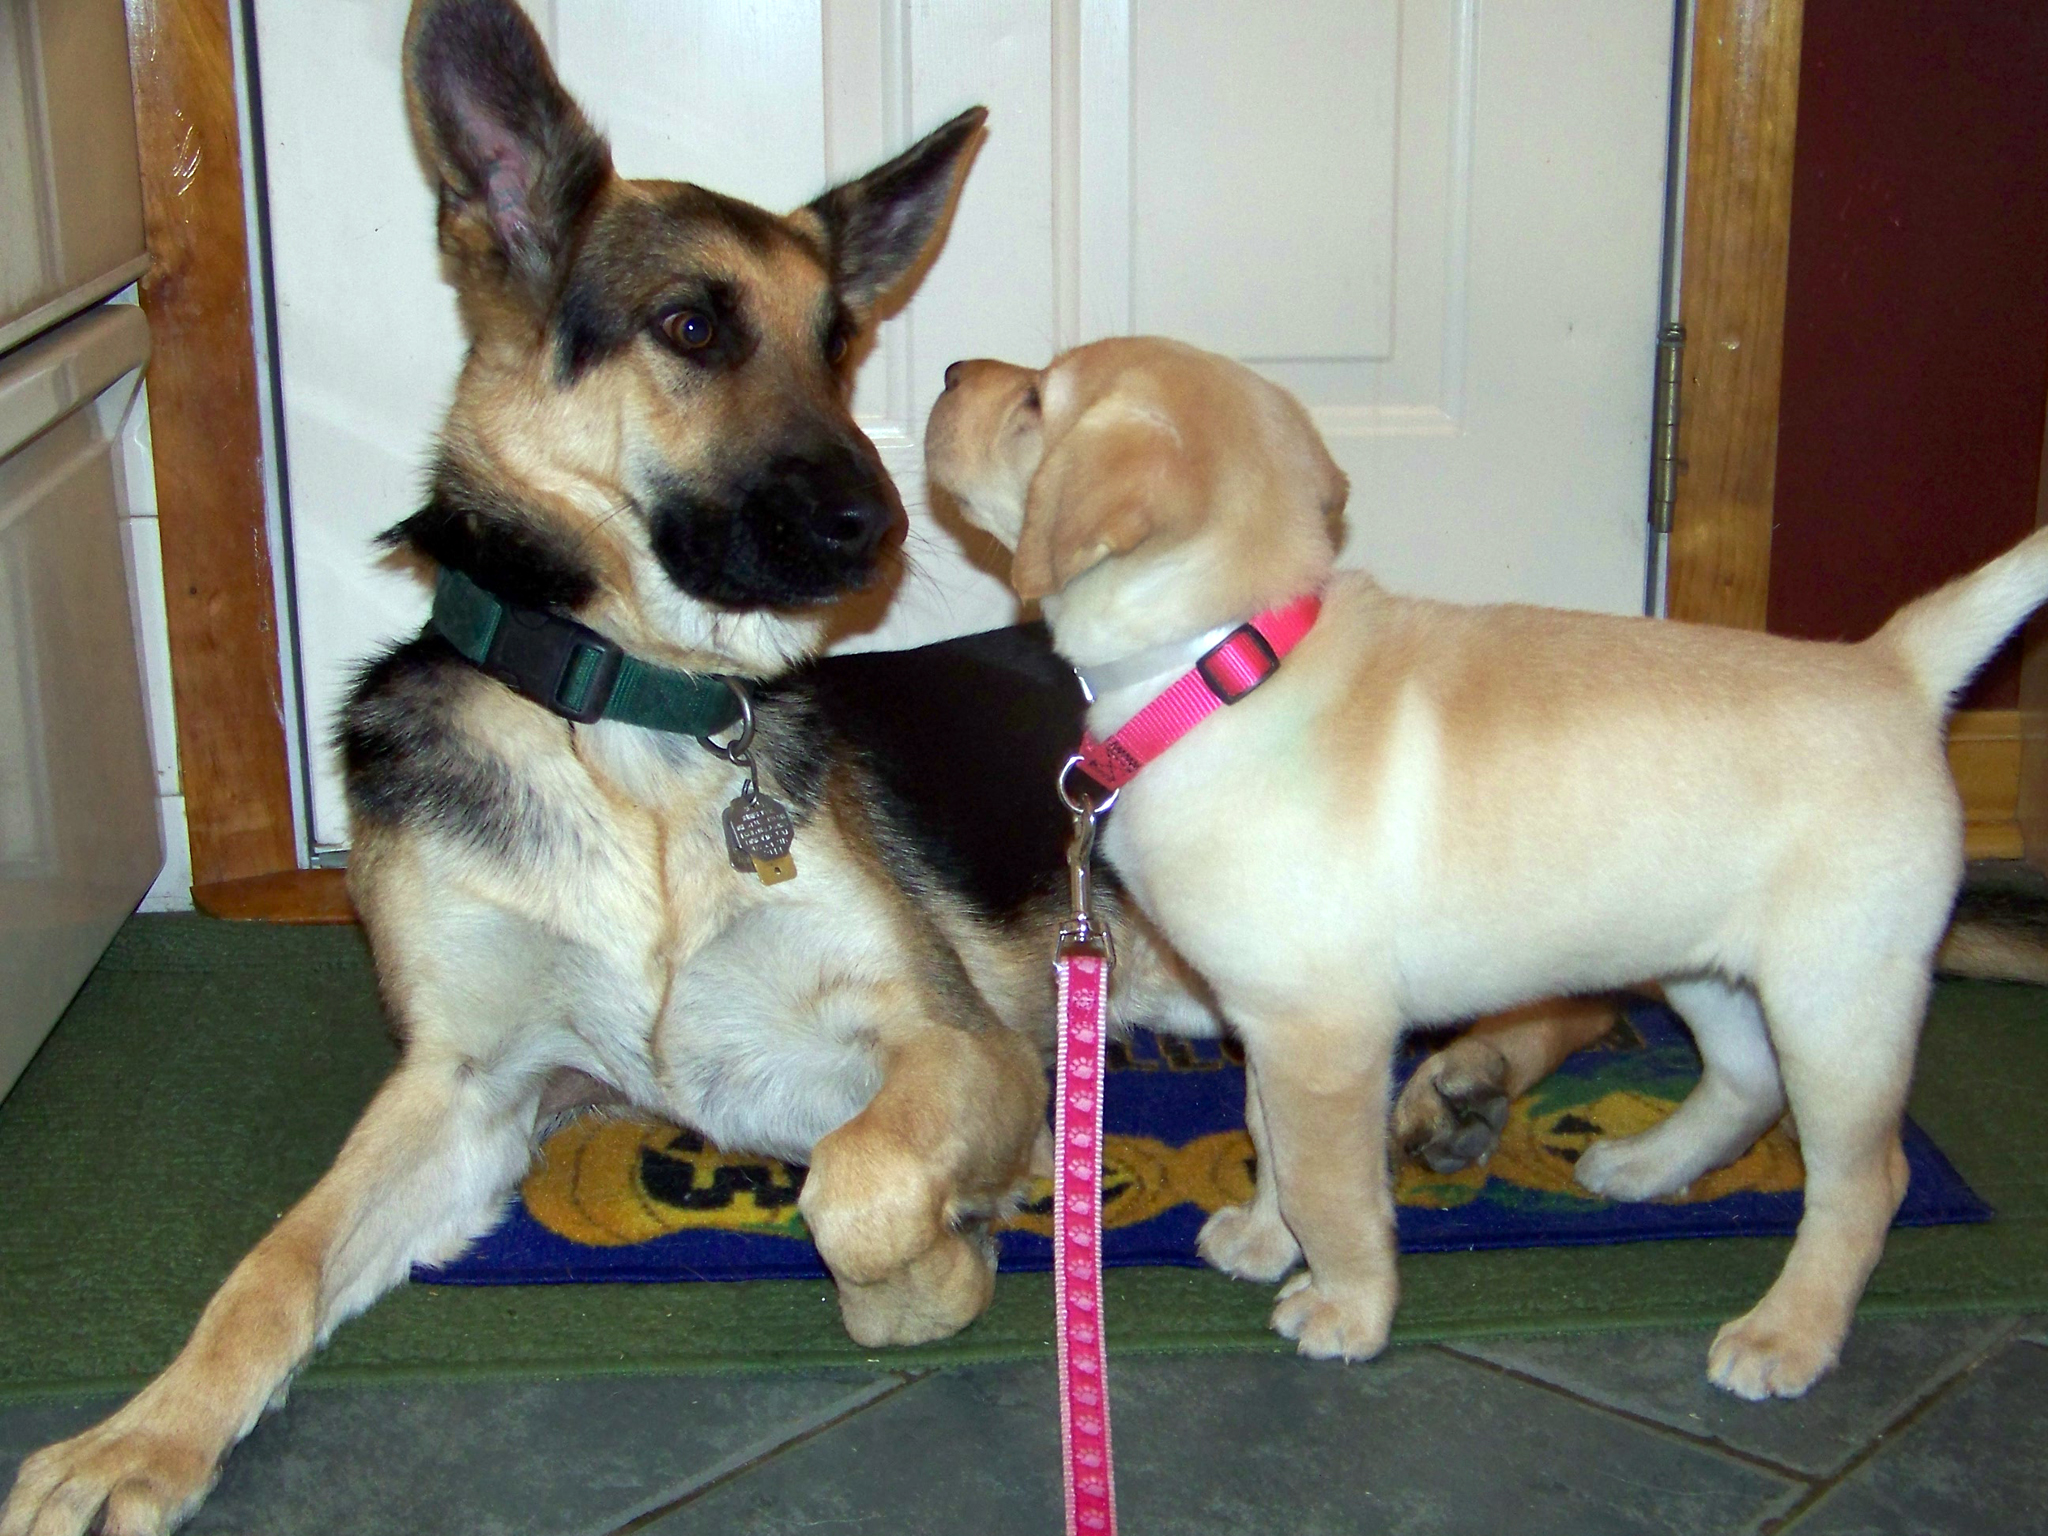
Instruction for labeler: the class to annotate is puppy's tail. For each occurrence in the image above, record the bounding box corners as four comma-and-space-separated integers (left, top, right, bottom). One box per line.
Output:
1877, 525, 2048, 713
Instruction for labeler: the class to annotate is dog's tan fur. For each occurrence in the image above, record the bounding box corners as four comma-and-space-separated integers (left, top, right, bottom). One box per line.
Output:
1391, 995, 1626, 1172
928, 336, 2048, 1400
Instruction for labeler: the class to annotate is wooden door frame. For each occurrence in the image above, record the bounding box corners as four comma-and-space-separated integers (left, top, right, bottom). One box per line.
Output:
2019, 331, 2048, 873
134, 0, 1805, 921
1665, 0, 1803, 629
126, 0, 349, 921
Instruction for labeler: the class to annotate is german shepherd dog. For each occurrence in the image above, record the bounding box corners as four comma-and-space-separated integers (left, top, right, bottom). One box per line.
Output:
1, 4, 1127, 1531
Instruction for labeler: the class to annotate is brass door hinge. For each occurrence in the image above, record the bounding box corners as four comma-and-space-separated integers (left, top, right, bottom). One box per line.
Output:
1649, 323, 1684, 534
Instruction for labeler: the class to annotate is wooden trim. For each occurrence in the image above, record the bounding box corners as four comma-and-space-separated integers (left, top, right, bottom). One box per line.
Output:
126, 0, 298, 891
1950, 709, 2025, 861
1666, 0, 1805, 628
2021, 328, 2048, 871
192, 869, 355, 924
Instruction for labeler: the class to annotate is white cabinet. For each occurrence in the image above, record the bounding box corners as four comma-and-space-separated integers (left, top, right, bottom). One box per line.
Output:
0, 304, 160, 1098
0, 0, 148, 353
0, 0, 159, 1098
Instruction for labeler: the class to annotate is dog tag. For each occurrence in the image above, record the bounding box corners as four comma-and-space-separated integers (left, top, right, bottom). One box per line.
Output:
723, 788, 797, 885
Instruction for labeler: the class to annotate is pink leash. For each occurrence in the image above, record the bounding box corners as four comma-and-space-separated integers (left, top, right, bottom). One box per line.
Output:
1053, 769, 1118, 1536
1046, 594, 1321, 1532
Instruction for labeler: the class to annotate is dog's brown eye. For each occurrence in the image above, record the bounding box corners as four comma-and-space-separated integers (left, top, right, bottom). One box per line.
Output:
826, 330, 850, 365
661, 309, 716, 351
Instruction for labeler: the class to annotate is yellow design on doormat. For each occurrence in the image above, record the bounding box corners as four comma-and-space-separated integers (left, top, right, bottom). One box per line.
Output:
520, 1089, 1806, 1249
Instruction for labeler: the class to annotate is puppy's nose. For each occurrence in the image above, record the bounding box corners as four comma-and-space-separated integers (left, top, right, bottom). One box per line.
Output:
944, 360, 965, 390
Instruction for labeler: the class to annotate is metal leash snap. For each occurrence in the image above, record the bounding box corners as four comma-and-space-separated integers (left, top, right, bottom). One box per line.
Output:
1056, 756, 1118, 963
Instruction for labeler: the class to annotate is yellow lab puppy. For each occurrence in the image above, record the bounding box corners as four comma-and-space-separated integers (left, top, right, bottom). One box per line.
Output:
926, 335, 2048, 1399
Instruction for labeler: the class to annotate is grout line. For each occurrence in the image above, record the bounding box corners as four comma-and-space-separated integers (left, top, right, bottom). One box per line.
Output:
1754, 1320, 2023, 1536
594, 1370, 931, 1535
1428, 1344, 1819, 1486
1434, 1312, 2030, 1508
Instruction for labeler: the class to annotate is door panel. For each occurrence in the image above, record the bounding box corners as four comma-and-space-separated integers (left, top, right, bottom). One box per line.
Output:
1111, 1, 1672, 613
257, 1, 1673, 850
1131, 2, 1399, 363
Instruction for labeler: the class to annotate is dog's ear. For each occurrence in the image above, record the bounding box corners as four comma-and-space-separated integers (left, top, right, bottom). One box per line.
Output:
805, 107, 987, 318
405, 0, 612, 302
1011, 404, 1195, 602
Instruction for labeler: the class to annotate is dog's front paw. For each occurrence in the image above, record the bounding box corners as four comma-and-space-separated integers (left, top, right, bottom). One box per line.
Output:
1196, 1202, 1301, 1282
1393, 1042, 1511, 1172
800, 1134, 945, 1287
1574, 1133, 1690, 1202
1269, 1270, 1394, 1362
1, 1415, 219, 1536
1706, 1308, 1841, 1401
833, 1224, 997, 1348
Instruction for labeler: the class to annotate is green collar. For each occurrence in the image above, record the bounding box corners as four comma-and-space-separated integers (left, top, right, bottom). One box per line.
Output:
431, 567, 745, 738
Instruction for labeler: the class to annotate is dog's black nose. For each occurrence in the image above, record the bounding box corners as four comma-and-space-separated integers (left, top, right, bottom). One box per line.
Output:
815, 499, 893, 558
944, 360, 964, 390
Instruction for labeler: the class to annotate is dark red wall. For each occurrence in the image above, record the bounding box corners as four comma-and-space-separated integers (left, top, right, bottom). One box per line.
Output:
1767, 0, 2048, 707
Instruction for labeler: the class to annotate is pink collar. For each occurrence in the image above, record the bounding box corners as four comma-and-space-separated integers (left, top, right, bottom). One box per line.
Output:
1072, 593, 1323, 793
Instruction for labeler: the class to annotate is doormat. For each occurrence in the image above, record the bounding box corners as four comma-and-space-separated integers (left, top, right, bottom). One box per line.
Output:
422, 998, 1990, 1286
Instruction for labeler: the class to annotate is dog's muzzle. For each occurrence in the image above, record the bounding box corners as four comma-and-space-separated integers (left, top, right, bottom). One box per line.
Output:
648, 440, 905, 608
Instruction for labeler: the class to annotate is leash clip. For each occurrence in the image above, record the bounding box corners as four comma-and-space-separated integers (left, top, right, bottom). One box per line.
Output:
1056, 756, 1117, 964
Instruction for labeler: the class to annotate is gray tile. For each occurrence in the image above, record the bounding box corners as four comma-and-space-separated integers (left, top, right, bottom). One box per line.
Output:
1445, 1316, 2015, 1477
1, 1371, 897, 1536
1784, 1340, 2048, 1536
0, 1395, 125, 1479
638, 1349, 1801, 1536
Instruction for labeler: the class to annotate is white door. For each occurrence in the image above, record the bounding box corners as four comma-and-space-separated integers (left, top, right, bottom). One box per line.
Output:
255, 0, 1676, 854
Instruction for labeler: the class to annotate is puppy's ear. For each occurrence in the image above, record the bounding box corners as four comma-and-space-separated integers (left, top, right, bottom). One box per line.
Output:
1313, 432, 1350, 533
804, 107, 987, 318
1011, 405, 1193, 602
1282, 386, 1350, 532
405, 0, 612, 302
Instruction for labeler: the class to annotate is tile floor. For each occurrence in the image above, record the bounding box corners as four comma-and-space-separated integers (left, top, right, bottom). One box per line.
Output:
9, 861, 2046, 1531
3, 1315, 2041, 1534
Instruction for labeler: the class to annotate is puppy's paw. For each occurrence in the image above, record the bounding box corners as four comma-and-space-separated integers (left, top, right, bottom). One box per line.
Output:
1393, 1042, 1511, 1173
1, 1416, 218, 1536
1706, 1309, 1840, 1401
1574, 1133, 1690, 1203
1270, 1270, 1394, 1362
1196, 1202, 1301, 1283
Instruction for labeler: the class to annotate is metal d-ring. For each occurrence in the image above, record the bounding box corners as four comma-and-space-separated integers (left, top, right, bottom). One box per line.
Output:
1057, 754, 1119, 819
697, 677, 757, 765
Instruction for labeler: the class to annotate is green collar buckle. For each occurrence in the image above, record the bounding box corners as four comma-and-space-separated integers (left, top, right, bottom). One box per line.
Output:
431, 567, 745, 739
